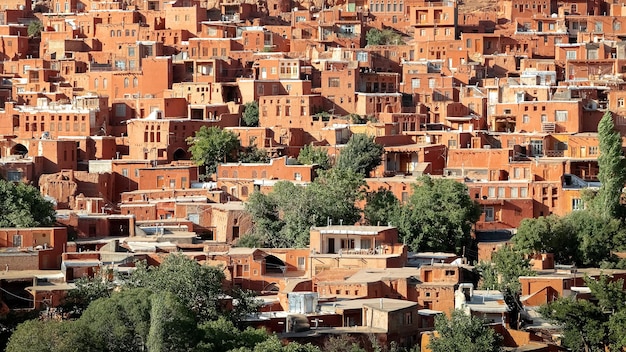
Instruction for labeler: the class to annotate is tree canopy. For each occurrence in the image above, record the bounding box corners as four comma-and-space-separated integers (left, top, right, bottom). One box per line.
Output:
335, 134, 383, 177
513, 210, 626, 267
297, 144, 331, 170
595, 110, 626, 219
187, 126, 240, 175
27, 21, 43, 37
392, 176, 481, 253
475, 245, 534, 326
539, 275, 626, 352
244, 168, 366, 247
365, 28, 403, 45
242, 101, 259, 127
238, 146, 270, 164
364, 187, 399, 226
122, 254, 231, 322
427, 310, 502, 352
0, 179, 56, 227
7, 288, 318, 352
512, 110, 626, 268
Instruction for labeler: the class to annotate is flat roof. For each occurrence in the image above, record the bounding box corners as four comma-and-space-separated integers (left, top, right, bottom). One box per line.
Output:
312, 225, 395, 235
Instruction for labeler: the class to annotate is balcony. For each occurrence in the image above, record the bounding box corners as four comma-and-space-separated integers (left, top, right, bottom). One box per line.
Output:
545, 150, 565, 157
541, 122, 556, 133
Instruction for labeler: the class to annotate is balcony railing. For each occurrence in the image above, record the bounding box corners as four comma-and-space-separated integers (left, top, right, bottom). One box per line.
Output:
545, 150, 565, 157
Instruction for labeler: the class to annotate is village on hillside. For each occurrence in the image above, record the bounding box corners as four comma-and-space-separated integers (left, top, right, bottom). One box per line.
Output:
2, 0, 626, 350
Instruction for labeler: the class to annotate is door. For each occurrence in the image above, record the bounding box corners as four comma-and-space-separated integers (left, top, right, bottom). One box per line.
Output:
328, 238, 335, 254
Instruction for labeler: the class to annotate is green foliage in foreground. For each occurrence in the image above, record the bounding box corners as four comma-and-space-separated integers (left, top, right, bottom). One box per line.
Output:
427, 310, 502, 352
539, 275, 626, 352
243, 168, 366, 247
0, 179, 56, 227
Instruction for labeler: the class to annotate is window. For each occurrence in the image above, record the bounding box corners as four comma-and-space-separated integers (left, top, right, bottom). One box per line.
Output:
411, 78, 420, 89
12, 234, 22, 247
520, 187, 528, 197
6, 171, 22, 182
498, 187, 505, 198
511, 187, 518, 198
115, 104, 126, 117
328, 77, 340, 87
523, 115, 529, 124
619, 98, 624, 108
488, 187, 495, 198
297, 257, 305, 270
555, 110, 568, 122
428, 78, 436, 88
572, 198, 583, 211
405, 312, 413, 325
484, 207, 495, 222
566, 51, 577, 60
589, 146, 598, 155
445, 270, 455, 276
124, 77, 129, 88
595, 21, 603, 33
541, 114, 547, 122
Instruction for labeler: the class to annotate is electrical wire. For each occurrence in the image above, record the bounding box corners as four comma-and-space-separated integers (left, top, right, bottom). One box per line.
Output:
0, 286, 48, 304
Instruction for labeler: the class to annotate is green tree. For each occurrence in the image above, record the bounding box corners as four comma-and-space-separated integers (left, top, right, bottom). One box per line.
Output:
238, 146, 269, 163
335, 134, 383, 177
126, 254, 227, 322
61, 272, 113, 317
513, 215, 578, 264
539, 297, 607, 352
187, 126, 240, 175
0, 179, 56, 227
6, 319, 87, 352
513, 210, 626, 268
196, 317, 270, 352
229, 335, 321, 352
27, 21, 43, 37
242, 101, 259, 127
243, 190, 284, 246
428, 310, 502, 352
245, 169, 365, 248
365, 28, 403, 46
307, 168, 366, 227
364, 187, 399, 226
297, 144, 331, 170
476, 246, 534, 327
393, 176, 481, 253
79, 288, 155, 352
538, 274, 626, 352
565, 209, 623, 267
147, 292, 199, 352
323, 335, 366, 352
595, 110, 626, 219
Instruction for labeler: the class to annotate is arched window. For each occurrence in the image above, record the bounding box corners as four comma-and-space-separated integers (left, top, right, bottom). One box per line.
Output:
103, 78, 108, 88
133, 77, 138, 87
94, 78, 98, 89
124, 77, 129, 87
110, 30, 115, 37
